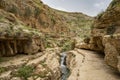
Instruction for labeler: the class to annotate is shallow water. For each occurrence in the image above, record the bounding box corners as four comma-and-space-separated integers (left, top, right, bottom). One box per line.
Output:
60, 52, 70, 80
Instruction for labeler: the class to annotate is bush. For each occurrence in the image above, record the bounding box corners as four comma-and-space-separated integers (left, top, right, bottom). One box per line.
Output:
15, 66, 34, 80
62, 40, 75, 52
96, 11, 104, 19
34, 7, 40, 18
0, 67, 6, 74
24, 7, 32, 18
8, 5, 18, 14
110, 0, 117, 7
107, 25, 116, 35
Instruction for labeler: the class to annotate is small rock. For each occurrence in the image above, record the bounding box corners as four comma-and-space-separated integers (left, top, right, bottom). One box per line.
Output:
36, 77, 41, 80
11, 77, 21, 80
27, 76, 34, 80
0, 71, 12, 79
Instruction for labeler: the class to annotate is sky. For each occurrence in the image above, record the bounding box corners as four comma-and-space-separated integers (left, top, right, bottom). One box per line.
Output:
41, 0, 112, 17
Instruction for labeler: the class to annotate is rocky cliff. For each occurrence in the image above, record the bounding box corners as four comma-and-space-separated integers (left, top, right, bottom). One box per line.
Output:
0, 0, 92, 35
79, 0, 120, 72
0, 7, 45, 56
0, 0, 93, 56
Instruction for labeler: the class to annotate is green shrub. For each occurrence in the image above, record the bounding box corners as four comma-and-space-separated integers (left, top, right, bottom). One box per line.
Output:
110, 0, 117, 7
34, 7, 40, 18
96, 11, 104, 19
15, 66, 34, 80
0, 58, 3, 63
107, 25, 116, 35
8, 5, 18, 14
51, 17, 56, 25
62, 40, 75, 52
0, 67, 6, 74
24, 7, 32, 18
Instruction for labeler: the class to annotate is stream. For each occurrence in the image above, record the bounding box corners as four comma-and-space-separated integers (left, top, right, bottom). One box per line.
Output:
60, 52, 70, 80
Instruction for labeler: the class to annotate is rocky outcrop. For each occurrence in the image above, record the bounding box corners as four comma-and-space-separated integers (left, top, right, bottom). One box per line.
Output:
103, 34, 120, 69
0, 48, 61, 80
76, 36, 104, 52
0, 9, 45, 56
0, 38, 45, 57
79, 0, 120, 72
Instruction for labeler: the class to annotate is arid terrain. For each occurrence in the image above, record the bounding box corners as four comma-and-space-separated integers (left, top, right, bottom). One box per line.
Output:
0, 0, 120, 80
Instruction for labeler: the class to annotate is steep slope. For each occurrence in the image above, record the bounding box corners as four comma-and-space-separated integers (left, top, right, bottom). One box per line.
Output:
79, 0, 120, 72
0, 0, 93, 56
0, 0, 93, 36
0, 6, 45, 56
54, 10, 93, 38
0, 0, 68, 34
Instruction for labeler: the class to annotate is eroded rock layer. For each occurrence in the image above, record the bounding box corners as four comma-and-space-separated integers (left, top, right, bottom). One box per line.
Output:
79, 0, 120, 71
0, 0, 93, 56
0, 6, 45, 56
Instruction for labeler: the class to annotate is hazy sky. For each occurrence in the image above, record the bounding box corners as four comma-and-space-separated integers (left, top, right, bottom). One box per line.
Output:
41, 0, 112, 16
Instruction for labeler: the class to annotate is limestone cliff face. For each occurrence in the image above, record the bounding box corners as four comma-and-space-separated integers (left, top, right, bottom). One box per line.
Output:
0, 0, 46, 56
0, 0, 93, 56
79, 0, 120, 71
0, 0, 69, 34
0, 0, 93, 36
92, 0, 120, 71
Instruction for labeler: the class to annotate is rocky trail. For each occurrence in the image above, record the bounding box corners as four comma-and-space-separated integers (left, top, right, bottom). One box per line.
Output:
0, 48, 120, 80
67, 49, 120, 80
0, 47, 120, 80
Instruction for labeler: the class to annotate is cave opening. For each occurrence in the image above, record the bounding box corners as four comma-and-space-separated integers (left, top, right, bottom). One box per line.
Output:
0, 39, 29, 57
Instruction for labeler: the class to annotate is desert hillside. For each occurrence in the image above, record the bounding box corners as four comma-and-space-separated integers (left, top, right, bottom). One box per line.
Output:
0, 0, 120, 80
0, 0, 93, 56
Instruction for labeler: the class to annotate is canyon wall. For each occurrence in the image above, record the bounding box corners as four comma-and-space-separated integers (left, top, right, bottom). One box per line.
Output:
0, 0, 93, 56
79, 0, 120, 72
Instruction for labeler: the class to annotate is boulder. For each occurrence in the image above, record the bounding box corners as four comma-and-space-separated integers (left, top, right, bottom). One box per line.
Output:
103, 34, 120, 70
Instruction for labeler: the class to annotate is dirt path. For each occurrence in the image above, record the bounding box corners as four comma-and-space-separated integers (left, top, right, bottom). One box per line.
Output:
0, 48, 120, 80
67, 49, 120, 80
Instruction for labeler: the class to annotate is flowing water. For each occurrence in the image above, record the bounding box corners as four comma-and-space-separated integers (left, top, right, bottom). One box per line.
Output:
60, 52, 70, 80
